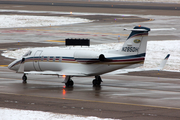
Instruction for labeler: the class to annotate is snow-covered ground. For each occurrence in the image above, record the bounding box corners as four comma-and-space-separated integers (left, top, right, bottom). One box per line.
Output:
0, 15, 93, 28
0, 107, 118, 120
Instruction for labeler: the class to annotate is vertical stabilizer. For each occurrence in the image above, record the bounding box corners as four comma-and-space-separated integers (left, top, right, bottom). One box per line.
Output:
121, 26, 150, 56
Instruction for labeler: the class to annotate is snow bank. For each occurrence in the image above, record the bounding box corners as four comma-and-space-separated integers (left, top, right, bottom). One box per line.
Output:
0, 15, 93, 28
145, 40, 180, 71
0, 107, 118, 120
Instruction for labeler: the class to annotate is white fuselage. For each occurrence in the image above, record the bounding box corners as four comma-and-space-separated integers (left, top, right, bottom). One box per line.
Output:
8, 26, 150, 77
8, 47, 145, 76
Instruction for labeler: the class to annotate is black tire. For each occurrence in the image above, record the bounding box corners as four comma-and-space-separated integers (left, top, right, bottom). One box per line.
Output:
92, 79, 96, 85
92, 79, 101, 86
69, 80, 74, 86
22, 74, 27, 84
65, 82, 69, 87
65, 80, 74, 87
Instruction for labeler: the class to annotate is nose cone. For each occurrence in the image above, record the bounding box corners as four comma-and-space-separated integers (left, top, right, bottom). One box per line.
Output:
8, 59, 20, 71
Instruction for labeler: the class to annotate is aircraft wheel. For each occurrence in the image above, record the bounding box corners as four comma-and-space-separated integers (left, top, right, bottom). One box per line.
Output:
65, 79, 74, 87
22, 74, 27, 84
92, 79, 101, 87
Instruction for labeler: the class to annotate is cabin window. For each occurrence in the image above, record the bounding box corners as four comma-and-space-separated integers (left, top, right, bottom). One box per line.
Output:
55, 56, 60, 62
44, 56, 47, 61
50, 56, 53, 61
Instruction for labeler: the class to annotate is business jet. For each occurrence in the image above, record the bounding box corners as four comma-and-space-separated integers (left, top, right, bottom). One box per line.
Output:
8, 25, 167, 87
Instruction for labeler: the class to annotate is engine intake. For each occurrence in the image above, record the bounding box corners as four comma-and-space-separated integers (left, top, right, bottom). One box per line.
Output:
99, 54, 105, 61
74, 51, 106, 63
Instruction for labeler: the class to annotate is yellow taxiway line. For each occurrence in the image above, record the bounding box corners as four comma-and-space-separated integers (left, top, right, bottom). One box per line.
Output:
46, 40, 65, 43
0, 65, 8, 67
0, 91, 180, 110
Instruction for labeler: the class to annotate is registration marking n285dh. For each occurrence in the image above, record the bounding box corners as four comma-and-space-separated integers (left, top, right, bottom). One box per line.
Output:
122, 47, 139, 52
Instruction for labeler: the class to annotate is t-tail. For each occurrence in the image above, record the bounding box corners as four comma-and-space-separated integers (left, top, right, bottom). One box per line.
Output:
121, 26, 150, 56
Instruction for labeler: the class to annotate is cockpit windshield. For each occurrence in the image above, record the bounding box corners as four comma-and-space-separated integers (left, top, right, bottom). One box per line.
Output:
23, 50, 32, 57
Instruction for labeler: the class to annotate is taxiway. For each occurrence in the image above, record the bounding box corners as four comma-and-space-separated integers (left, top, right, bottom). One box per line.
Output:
0, 0, 180, 120
0, 67, 180, 119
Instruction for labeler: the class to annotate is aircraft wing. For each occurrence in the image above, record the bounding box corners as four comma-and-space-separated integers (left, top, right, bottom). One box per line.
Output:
24, 71, 87, 77
109, 54, 170, 74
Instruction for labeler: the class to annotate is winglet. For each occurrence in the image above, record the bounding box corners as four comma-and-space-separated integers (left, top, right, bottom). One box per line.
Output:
17, 58, 25, 73
156, 54, 170, 70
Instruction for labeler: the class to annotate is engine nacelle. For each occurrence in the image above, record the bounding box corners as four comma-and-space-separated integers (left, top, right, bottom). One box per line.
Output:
74, 51, 106, 63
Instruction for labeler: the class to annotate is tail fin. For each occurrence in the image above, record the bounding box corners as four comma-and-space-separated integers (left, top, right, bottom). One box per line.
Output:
121, 26, 150, 56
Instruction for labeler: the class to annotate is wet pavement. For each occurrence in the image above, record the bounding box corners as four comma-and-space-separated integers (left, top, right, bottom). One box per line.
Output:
1, 67, 180, 108
0, 67, 180, 119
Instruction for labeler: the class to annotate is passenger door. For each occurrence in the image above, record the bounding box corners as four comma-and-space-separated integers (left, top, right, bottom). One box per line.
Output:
33, 50, 43, 71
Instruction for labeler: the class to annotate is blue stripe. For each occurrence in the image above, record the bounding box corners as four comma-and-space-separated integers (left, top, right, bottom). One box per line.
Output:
108, 53, 146, 60
63, 57, 74, 59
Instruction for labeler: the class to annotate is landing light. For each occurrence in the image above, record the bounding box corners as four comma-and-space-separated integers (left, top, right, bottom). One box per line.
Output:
62, 75, 66, 78
63, 89, 66, 95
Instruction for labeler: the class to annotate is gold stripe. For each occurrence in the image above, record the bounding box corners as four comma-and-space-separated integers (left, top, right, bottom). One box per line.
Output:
61, 61, 78, 63
0, 65, 8, 67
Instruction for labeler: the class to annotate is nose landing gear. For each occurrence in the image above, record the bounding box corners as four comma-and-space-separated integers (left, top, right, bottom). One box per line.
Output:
22, 74, 27, 84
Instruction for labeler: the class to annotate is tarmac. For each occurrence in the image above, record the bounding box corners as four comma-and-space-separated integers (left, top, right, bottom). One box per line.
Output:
0, 1, 180, 120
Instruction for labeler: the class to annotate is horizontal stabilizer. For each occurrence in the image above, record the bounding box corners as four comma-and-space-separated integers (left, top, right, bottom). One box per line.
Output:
124, 28, 150, 31
151, 28, 176, 31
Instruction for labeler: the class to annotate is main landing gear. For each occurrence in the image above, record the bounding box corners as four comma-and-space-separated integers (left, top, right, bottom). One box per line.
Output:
22, 74, 27, 84
64, 75, 102, 87
64, 76, 74, 87
92, 76, 102, 87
